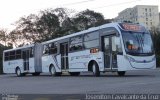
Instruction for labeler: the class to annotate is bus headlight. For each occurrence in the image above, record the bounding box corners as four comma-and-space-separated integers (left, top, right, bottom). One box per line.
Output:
124, 55, 136, 62
128, 56, 136, 62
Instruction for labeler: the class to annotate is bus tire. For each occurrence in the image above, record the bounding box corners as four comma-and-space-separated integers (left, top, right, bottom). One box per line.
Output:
70, 72, 80, 76
16, 68, 22, 77
92, 62, 100, 77
49, 65, 60, 76
117, 71, 126, 76
32, 72, 40, 76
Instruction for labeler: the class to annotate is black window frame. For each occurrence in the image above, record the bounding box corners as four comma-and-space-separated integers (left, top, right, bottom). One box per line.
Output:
9, 51, 16, 60
43, 44, 49, 55
83, 31, 100, 49
30, 47, 34, 58
4, 52, 9, 61
69, 35, 84, 52
16, 49, 22, 59
49, 42, 58, 55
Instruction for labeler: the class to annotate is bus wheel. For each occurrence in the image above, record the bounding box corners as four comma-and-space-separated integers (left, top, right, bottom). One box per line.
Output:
92, 62, 100, 77
50, 66, 56, 76
16, 68, 22, 77
117, 71, 126, 76
70, 72, 80, 76
32, 72, 40, 76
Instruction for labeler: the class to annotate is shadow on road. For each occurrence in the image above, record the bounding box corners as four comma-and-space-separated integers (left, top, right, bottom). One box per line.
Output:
1, 73, 156, 78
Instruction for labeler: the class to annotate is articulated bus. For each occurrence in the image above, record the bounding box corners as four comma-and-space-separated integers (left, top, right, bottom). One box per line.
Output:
3, 43, 42, 76
41, 22, 156, 76
3, 22, 156, 76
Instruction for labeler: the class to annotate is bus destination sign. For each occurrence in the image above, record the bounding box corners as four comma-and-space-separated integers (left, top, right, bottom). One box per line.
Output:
119, 23, 145, 32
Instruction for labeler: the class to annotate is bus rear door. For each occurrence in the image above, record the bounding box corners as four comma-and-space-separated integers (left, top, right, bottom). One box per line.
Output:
60, 42, 69, 71
22, 49, 30, 72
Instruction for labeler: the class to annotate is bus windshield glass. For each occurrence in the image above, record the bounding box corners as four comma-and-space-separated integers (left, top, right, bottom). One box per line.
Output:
121, 30, 154, 56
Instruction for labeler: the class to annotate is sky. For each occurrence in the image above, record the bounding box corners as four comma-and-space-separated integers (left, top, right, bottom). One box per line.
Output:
0, 0, 159, 30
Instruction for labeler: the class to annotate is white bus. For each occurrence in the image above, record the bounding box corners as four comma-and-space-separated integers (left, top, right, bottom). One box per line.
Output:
41, 22, 156, 76
3, 43, 43, 76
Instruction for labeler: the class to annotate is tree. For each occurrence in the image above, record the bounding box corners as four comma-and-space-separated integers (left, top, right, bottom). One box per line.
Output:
14, 8, 70, 43
60, 9, 108, 35
14, 14, 41, 43
13, 8, 108, 43
61, 17, 76, 35
72, 9, 107, 31
52, 8, 74, 25
34, 8, 74, 41
53, 8, 76, 36
35, 10, 60, 41
8, 30, 22, 47
0, 29, 8, 46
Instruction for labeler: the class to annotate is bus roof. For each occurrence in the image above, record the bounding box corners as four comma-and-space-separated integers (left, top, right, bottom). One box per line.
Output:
3, 44, 35, 52
42, 22, 120, 44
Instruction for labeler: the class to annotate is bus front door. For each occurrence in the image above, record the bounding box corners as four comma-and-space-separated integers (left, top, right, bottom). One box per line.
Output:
103, 36, 117, 70
60, 42, 69, 70
22, 50, 29, 72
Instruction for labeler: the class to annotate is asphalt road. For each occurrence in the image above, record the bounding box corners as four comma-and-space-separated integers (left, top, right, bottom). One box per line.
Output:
0, 69, 160, 95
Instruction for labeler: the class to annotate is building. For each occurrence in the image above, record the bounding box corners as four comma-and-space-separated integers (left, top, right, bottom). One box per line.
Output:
115, 5, 159, 30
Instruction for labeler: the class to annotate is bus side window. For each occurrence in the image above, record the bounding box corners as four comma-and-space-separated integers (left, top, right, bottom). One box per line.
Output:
70, 35, 83, 52
49, 42, 57, 54
9, 51, 15, 60
16, 50, 21, 59
4, 52, 9, 61
84, 31, 99, 49
30, 48, 34, 57
43, 45, 49, 55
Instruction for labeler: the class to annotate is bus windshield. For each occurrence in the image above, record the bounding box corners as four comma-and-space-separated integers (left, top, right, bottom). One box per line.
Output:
121, 31, 154, 56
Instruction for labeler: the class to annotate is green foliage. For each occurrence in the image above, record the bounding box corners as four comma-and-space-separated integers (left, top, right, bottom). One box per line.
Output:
69, 9, 107, 33
0, 8, 108, 73
0, 44, 12, 74
0, 29, 8, 46
14, 8, 71, 43
14, 8, 107, 43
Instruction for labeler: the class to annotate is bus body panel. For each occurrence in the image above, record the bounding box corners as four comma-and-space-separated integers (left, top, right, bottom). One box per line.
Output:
3, 59, 23, 74
42, 50, 104, 73
42, 54, 61, 73
117, 55, 128, 71
28, 58, 35, 73
117, 54, 156, 71
3, 43, 43, 74
68, 50, 104, 72
41, 56, 49, 72
126, 55, 156, 69
69, 50, 90, 71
